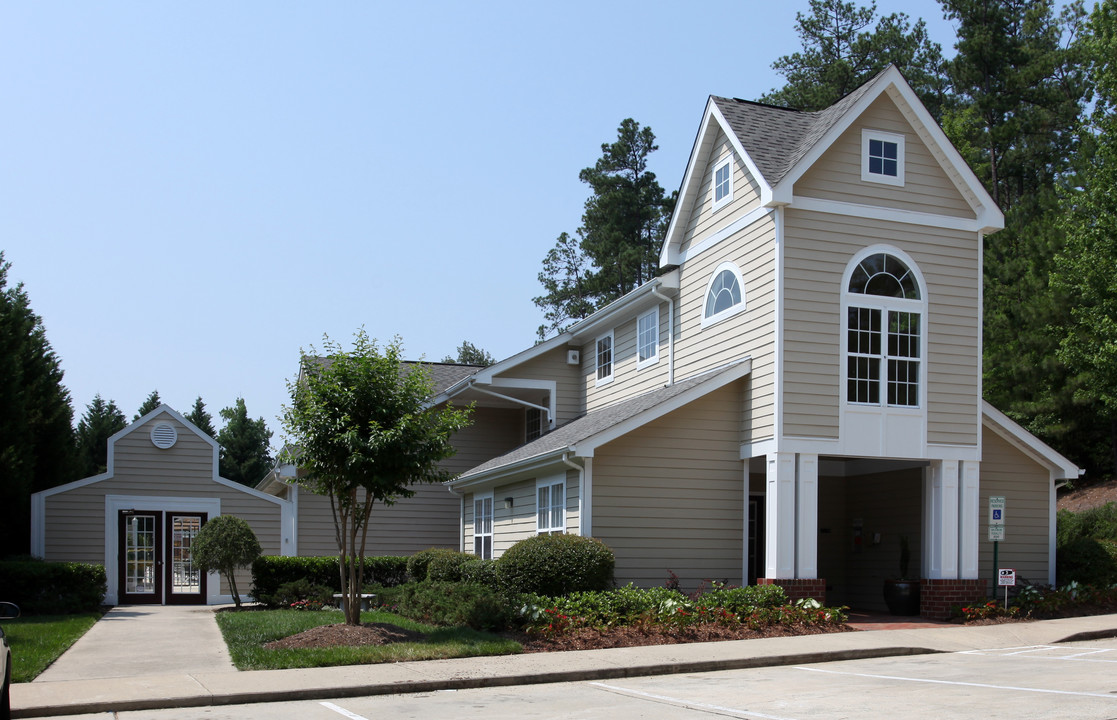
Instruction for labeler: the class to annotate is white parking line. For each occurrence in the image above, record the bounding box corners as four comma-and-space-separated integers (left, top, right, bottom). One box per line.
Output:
1062, 649, 1113, 659
589, 681, 803, 720
321, 701, 370, 720
795, 665, 1117, 699
959, 645, 1117, 662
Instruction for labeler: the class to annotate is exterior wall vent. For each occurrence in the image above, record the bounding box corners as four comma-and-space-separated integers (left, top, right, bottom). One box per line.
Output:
151, 423, 178, 449
566, 350, 580, 365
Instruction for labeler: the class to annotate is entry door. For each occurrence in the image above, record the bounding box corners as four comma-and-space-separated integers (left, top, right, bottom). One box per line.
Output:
165, 513, 207, 604
117, 511, 208, 605
119, 511, 163, 605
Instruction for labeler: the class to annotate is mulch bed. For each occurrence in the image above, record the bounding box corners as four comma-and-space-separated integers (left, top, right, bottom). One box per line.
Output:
263, 622, 426, 650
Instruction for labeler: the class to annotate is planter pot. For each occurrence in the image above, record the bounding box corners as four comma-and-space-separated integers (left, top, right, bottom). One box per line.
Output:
883, 580, 921, 616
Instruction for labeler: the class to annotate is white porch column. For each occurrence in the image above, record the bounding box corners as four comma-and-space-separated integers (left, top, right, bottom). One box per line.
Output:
765, 452, 796, 578
796, 453, 819, 578
924, 459, 960, 579
959, 460, 980, 579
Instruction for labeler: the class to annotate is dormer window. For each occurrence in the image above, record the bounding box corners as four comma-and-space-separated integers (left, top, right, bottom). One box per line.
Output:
712, 157, 733, 210
702, 262, 745, 327
861, 130, 905, 187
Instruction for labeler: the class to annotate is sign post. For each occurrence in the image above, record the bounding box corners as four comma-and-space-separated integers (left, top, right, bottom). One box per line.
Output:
989, 496, 1006, 595
999, 568, 1015, 608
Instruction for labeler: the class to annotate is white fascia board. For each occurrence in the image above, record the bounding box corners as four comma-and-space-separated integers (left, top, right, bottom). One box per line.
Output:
573, 359, 752, 456
773, 66, 1003, 233
213, 474, 291, 507
445, 333, 574, 393
660, 99, 774, 267
982, 401, 1079, 479
32, 471, 113, 500
791, 196, 984, 233
568, 272, 679, 342
450, 450, 570, 491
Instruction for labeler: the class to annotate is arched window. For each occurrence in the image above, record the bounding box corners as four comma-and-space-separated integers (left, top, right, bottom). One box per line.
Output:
845, 251, 923, 407
703, 262, 745, 325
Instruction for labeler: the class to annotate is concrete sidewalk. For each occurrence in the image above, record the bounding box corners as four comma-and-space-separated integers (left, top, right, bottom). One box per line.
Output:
11, 610, 1117, 719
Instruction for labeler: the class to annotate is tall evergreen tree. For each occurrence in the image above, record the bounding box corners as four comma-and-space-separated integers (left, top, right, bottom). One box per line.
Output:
1053, 0, 1117, 477
75, 394, 127, 477
534, 119, 674, 339
0, 252, 76, 556
441, 341, 495, 366
762, 0, 947, 117
184, 396, 217, 437
134, 390, 162, 420
217, 397, 273, 486
941, 0, 1095, 470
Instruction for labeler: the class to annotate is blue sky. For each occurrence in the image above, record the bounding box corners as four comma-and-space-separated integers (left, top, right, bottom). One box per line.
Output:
1, 1, 961, 451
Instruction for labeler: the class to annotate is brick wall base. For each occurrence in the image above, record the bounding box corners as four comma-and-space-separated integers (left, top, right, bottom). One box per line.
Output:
758, 578, 827, 604
920, 578, 987, 620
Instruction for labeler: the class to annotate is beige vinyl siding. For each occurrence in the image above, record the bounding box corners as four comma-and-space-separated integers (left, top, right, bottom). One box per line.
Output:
979, 427, 1052, 585
294, 483, 459, 557
836, 468, 923, 611
464, 469, 581, 557
583, 303, 671, 411
794, 95, 974, 218
679, 128, 763, 259
493, 349, 584, 424
443, 406, 523, 474
591, 384, 744, 590
673, 215, 776, 445
782, 210, 980, 445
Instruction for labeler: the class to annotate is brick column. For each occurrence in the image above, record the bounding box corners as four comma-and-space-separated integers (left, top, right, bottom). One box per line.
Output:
758, 578, 827, 604
920, 578, 986, 620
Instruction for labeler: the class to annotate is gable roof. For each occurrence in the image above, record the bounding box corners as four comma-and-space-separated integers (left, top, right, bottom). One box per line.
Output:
982, 401, 1080, 480
661, 65, 1004, 266
451, 359, 751, 487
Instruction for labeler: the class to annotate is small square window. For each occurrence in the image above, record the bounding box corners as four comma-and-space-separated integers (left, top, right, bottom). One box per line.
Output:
712, 157, 732, 209
861, 130, 905, 187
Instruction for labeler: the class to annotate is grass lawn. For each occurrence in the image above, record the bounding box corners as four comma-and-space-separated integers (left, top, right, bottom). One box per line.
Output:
4, 612, 103, 682
215, 609, 522, 670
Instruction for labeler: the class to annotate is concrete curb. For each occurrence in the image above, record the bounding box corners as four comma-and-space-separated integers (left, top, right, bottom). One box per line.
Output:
14, 646, 939, 718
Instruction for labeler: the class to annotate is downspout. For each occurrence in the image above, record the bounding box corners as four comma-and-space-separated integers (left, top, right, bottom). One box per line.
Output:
650, 286, 675, 386
563, 452, 588, 536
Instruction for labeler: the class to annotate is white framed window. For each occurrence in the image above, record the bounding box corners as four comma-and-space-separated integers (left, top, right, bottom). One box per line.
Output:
702, 261, 746, 327
526, 399, 548, 442
473, 494, 493, 559
845, 251, 923, 407
595, 331, 614, 385
536, 477, 565, 534
861, 129, 905, 187
637, 308, 659, 369
712, 156, 733, 210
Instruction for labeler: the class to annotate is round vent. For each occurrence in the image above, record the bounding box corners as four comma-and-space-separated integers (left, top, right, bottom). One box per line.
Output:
150, 423, 178, 449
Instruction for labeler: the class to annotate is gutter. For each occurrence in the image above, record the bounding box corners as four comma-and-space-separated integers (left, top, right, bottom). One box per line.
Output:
562, 452, 588, 535
650, 286, 675, 386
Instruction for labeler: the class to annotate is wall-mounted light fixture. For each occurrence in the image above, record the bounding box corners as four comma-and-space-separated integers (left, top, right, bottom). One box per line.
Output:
503, 497, 514, 510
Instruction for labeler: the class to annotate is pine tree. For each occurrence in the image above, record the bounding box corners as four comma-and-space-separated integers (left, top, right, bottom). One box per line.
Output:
442, 341, 495, 366
0, 252, 76, 555
184, 396, 217, 437
534, 120, 674, 339
75, 394, 127, 477
217, 398, 273, 486
762, 0, 947, 117
134, 390, 162, 420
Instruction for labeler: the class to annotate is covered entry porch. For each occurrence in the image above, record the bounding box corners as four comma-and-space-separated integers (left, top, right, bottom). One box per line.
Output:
746, 454, 985, 619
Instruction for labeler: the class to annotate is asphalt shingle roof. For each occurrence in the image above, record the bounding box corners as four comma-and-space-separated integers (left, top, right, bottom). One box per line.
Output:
457, 362, 748, 481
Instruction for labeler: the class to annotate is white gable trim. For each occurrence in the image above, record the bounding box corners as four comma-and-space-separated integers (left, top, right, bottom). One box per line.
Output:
770, 66, 1003, 234
660, 99, 774, 267
982, 401, 1079, 479
679, 205, 773, 264
792, 196, 983, 233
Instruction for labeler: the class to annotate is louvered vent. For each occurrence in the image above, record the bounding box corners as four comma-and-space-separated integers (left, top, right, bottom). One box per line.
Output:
150, 423, 178, 449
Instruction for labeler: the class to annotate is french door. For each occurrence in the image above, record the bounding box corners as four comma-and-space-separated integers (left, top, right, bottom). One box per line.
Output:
118, 510, 207, 604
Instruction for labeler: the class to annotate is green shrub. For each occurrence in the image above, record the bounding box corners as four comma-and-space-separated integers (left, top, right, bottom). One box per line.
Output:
0, 560, 106, 613
496, 534, 614, 596
1057, 537, 1117, 586
251, 555, 409, 607
696, 583, 787, 612
406, 548, 461, 582
393, 581, 510, 630
272, 579, 333, 609
427, 550, 475, 582
192, 515, 261, 608
460, 558, 498, 589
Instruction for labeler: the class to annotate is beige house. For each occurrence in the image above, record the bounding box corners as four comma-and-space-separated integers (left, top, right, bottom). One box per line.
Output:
30, 405, 293, 605
442, 66, 1080, 617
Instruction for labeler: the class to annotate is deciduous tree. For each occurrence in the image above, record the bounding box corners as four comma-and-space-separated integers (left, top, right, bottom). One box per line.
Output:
282, 331, 472, 624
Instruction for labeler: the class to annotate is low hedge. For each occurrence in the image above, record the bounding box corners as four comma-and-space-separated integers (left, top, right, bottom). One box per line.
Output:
390, 580, 510, 630
0, 560, 106, 614
496, 534, 614, 596
406, 548, 462, 582
251, 555, 409, 606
